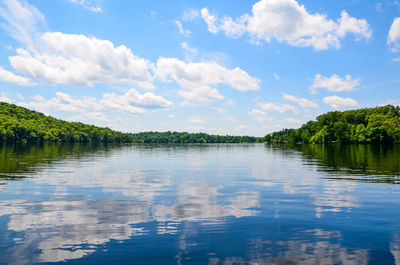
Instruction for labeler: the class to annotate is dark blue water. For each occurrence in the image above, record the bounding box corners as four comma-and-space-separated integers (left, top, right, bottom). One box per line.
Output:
0, 143, 399, 264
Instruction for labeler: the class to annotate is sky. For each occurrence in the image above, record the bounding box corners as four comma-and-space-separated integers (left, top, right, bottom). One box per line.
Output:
0, 0, 399, 137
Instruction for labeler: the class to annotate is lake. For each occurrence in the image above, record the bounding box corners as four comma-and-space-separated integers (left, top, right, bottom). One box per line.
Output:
0, 143, 399, 265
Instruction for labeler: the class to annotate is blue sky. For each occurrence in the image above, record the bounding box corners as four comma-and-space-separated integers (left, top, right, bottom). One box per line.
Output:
0, 0, 399, 136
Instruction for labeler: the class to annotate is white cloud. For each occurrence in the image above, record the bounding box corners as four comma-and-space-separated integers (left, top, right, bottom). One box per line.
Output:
182, 8, 200, 21
20, 92, 88, 114
0, 66, 34, 86
100, 88, 172, 113
284, 117, 302, 124
283, 94, 319, 108
8, 32, 155, 89
274, 73, 280, 80
323, 95, 358, 110
188, 118, 206, 124
0, 0, 263, 110
68, 0, 103, 13
212, 107, 225, 114
0, 92, 12, 103
178, 86, 224, 104
32, 94, 45, 102
0, 1, 154, 89
201, 0, 371, 50
200, 8, 218, 33
156, 57, 260, 103
0, 0, 45, 45
68, 112, 112, 125
19, 88, 172, 116
99, 88, 172, 113
258, 102, 299, 114
310, 74, 360, 93
181, 42, 198, 61
388, 17, 400, 52
248, 109, 272, 123
175, 21, 191, 37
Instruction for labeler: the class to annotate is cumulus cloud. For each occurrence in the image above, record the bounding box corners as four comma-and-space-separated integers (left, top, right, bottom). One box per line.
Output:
19, 88, 172, 116
0, 66, 34, 86
201, 0, 371, 50
0, 1, 154, 88
156, 57, 260, 103
68, 0, 103, 13
99, 88, 172, 113
258, 102, 299, 114
0, 0, 262, 109
283, 94, 319, 108
310, 74, 360, 93
20, 92, 89, 114
248, 109, 272, 123
388, 17, 400, 52
177, 86, 223, 104
8, 32, 155, 88
323, 95, 358, 110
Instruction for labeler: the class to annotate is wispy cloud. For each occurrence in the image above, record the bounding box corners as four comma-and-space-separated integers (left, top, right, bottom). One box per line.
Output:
0, 0, 45, 45
68, 0, 103, 13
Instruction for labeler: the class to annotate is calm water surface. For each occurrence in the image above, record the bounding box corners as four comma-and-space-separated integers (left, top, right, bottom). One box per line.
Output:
0, 143, 399, 265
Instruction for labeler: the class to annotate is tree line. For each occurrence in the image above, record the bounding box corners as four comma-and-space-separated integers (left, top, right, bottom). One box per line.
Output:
129, 131, 261, 143
264, 105, 400, 144
0, 102, 261, 144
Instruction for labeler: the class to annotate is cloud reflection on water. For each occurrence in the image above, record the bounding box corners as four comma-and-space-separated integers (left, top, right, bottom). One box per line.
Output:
0, 144, 398, 264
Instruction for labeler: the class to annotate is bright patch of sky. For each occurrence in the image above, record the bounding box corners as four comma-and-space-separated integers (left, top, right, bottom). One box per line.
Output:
0, 0, 399, 136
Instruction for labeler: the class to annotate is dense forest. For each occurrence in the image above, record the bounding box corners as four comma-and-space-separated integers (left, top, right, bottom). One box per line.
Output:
129, 131, 261, 143
0, 102, 260, 143
0, 102, 132, 143
264, 105, 400, 144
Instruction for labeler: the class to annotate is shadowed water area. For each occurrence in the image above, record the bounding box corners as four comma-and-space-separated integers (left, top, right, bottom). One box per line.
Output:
0, 143, 399, 265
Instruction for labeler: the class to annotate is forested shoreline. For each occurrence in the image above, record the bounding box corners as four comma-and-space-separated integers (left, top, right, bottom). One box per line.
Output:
0, 102, 260, 143
3, 102, 400, 145
129, 132, 261, 143
264, 105, 400, 144
0, 102, 132, 143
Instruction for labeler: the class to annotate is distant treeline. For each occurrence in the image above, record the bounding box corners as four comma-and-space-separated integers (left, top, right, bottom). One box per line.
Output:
264, 105, 400, 144
129, 131, 261, 143
0, 102, 131, 143
0, 102, 260, 144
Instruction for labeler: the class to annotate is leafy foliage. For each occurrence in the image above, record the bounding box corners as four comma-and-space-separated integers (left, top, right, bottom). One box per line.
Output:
0, 102, 131, 143
0, 102, 261, 144
130, 131, 261, 143
264, 105, 400, 144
